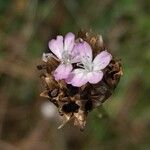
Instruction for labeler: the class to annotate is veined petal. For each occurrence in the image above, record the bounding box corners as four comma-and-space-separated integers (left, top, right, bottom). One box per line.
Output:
74, 41, 93, 62
53, 64, 72, 80
48, 35, 63, 59
93, 50, 112, 70
70, 47, 82, 63
70, 55, 81, 63
87, 71, 103, 84
66, 69, 87, 87
64, 32, 75, 53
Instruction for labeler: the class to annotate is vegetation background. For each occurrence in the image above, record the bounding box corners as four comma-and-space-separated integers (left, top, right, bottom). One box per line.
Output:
0, 0, 149, 150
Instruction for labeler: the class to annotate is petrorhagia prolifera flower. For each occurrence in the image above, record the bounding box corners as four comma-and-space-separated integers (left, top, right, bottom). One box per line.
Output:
38, 30, 123, 130
66, 41, 112, 87
43, 32, 81, 80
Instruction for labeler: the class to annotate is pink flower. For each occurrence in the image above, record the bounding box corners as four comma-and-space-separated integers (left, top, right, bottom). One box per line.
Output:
43, 32, 80, 80
66, 41, 112, 87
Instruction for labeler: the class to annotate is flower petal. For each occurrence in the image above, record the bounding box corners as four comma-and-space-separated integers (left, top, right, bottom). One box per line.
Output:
93, 50, 112, 70
64, 32, 75, 53
53, 64, 72, 80
66, 69, 87, 87
70, 47, 82, 63
74, 41, 93, 62
87, 71, 103, 84
48, 35, 63, 59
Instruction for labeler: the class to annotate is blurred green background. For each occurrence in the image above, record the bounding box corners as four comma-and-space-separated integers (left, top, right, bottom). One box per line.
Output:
0, 0, 149, 150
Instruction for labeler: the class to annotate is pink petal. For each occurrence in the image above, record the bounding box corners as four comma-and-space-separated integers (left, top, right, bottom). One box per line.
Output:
73, 41, 93, 61
66, 69, 87, 87
93, 50, 112, 70
64, 32, 75, 53
70, 54, 81, 63
70, 47, 82, 63
53, 64, 72, 80
87, 71, 103, 84
48, 35, 63, 59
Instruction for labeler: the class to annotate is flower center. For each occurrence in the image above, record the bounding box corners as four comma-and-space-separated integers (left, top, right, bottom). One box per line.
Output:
61, 51, 71, 64
82, 56, 93, 72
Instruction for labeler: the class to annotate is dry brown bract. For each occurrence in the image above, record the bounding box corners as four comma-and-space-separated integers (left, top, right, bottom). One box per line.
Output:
37, 30, 123, 130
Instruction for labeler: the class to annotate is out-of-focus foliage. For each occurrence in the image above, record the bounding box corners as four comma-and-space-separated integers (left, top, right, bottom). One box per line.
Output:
0, 0, 149, 150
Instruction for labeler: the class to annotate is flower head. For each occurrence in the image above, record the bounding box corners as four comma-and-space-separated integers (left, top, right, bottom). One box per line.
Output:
39, 31, 123, 130
66, 41, 112, 87
43, 32, 80, 80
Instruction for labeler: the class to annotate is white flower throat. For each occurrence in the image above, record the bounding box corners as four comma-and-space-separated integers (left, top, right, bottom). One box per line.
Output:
61, 50, 71, 64
78, 56, 93, 72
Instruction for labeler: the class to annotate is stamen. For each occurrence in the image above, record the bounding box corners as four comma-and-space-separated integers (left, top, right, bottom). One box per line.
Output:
77, 62, 83, 66
77, 63, 84, 68
62, 51, 72, 64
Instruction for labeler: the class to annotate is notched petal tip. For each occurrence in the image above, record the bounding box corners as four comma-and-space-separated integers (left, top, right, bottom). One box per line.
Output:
48, 35, 64, 59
